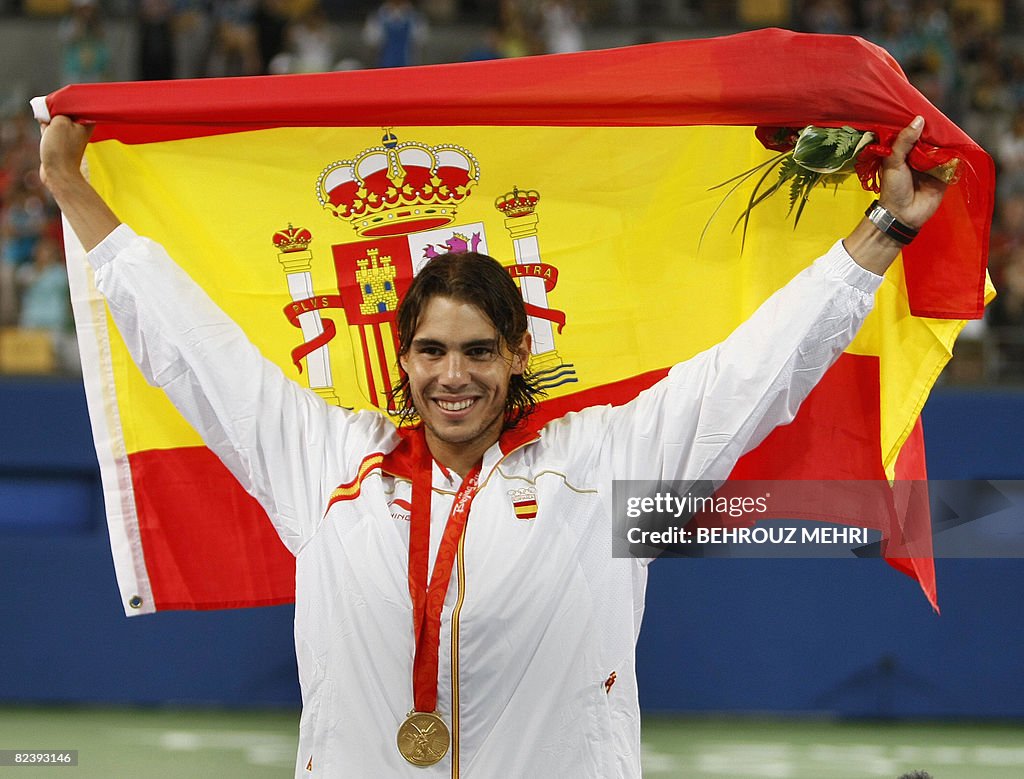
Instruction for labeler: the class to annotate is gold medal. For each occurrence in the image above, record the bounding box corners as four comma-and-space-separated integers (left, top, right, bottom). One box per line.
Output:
397, 710, 450, 766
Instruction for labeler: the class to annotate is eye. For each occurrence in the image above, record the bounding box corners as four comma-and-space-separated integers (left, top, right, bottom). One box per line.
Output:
466, 346, 496, 360
416, 345, 444, 357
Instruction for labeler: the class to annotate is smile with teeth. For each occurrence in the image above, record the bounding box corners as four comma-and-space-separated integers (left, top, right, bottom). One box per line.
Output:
435, 398, 476, 412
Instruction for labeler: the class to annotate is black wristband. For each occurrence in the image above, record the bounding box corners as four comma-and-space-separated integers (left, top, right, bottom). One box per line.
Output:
864, 200, 919, 246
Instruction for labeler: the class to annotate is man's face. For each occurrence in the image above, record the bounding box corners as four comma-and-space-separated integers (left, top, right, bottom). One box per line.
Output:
400, 295, 530, 464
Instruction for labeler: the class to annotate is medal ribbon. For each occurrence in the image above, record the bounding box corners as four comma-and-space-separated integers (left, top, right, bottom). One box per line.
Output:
408, 433, 483, 713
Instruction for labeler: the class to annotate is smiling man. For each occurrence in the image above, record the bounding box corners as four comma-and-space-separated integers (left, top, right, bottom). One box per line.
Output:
394, 251, 536, 477
39, 113, 945, 778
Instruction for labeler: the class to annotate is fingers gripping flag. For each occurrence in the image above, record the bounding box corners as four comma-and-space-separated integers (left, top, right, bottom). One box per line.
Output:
37, 29, 994, 614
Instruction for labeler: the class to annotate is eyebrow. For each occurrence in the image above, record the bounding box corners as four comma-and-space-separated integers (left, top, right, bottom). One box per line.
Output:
411, 337, 500, 351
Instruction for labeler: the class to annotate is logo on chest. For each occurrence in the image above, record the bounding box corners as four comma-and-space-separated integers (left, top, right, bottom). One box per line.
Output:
388, 497, 412, 522
507, 487, 538, 521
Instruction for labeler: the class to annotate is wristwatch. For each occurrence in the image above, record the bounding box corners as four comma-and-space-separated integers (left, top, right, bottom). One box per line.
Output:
864, 200, 919, 245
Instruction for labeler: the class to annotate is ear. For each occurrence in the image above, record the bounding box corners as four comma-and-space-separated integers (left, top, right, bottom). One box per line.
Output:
399, 351, 409, 373
510, 333, 532, 375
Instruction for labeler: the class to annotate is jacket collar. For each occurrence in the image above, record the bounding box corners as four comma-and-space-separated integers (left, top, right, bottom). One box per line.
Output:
380, 419, 542, 481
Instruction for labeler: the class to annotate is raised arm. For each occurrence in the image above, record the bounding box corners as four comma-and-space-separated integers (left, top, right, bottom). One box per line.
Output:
38, 116, 391, 553
556, 117, 948, 485
38, 116, 119, 251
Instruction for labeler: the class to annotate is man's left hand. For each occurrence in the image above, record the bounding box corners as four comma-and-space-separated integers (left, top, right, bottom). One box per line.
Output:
878, 116, 948, 230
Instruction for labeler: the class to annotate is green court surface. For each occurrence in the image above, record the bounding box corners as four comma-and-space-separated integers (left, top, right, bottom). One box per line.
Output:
1, 707, 1022, 777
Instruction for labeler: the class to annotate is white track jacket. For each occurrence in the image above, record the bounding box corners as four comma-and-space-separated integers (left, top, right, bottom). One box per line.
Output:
89, 225, 882, 778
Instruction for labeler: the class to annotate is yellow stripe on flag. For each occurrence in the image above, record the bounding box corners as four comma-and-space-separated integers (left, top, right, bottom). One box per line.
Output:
83, 125, 950, 458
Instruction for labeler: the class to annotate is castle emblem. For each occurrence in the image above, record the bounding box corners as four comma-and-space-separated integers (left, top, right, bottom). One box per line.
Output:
356, 249, 399, 316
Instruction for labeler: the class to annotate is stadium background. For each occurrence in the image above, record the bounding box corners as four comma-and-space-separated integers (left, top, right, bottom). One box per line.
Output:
1, 1, 1022, 776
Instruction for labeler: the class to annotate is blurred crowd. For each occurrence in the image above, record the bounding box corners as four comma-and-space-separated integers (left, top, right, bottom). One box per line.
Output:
0, 112, 74, 373
795, 0, 1024, 382
0, 0, 1021, 379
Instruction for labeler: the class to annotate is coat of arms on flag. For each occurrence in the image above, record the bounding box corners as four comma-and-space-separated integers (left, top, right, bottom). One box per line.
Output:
274, 130, 578, 412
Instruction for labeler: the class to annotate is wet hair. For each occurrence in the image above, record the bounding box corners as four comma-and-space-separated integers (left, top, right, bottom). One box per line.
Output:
392, 251, 545, 429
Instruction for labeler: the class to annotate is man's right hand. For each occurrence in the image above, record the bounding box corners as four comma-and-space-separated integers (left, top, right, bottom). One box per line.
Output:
38, 115, 120, 253
39, 115, 93, 192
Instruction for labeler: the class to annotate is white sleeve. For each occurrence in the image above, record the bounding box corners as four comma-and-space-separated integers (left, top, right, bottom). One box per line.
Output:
88, 224, 389, 554
549, 240, 883, 484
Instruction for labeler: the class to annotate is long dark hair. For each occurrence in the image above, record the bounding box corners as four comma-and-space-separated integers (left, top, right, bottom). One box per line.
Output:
391, 251, 545, 429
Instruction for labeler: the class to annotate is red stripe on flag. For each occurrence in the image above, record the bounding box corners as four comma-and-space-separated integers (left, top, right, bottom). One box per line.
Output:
129, 447, 295, 610
529, 368, 669, 429
532, 354, 885, 483
885, 416, 939, 612
532, 354, 885, 485
358, 325, 377, 408
729, 354, 937, 606
534, 354, 891, 482
533, 354, 937, 605
372, 323, 392, 410
124, 353, 934, 610
729, 353, 886, 482
51, 30, 992, 319
50, 31, 952, 137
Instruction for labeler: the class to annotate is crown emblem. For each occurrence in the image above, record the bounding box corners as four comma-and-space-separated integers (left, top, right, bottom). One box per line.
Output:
316, 130, 480, 238
272, 223, 313, 252
495, 187, 540, 218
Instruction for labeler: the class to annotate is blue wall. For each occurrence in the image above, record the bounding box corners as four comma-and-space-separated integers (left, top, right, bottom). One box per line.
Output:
643, 388, 1024, 717
1, 378, 1022, 715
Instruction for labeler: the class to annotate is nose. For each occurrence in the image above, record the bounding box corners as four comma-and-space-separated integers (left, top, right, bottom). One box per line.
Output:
440, 352, 468, 387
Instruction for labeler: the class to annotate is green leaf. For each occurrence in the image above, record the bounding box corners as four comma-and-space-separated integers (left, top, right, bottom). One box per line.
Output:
793, 173, 822, 226
703, 124, 874, 253
699, 152, 788, 250
707, 152, 786, 191
736, 153, 793, 250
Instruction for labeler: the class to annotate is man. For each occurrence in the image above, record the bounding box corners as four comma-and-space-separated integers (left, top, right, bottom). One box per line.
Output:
40, 114, 944, 777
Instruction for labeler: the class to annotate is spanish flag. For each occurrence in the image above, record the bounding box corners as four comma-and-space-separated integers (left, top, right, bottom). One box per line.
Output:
36, 29, 993, 615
